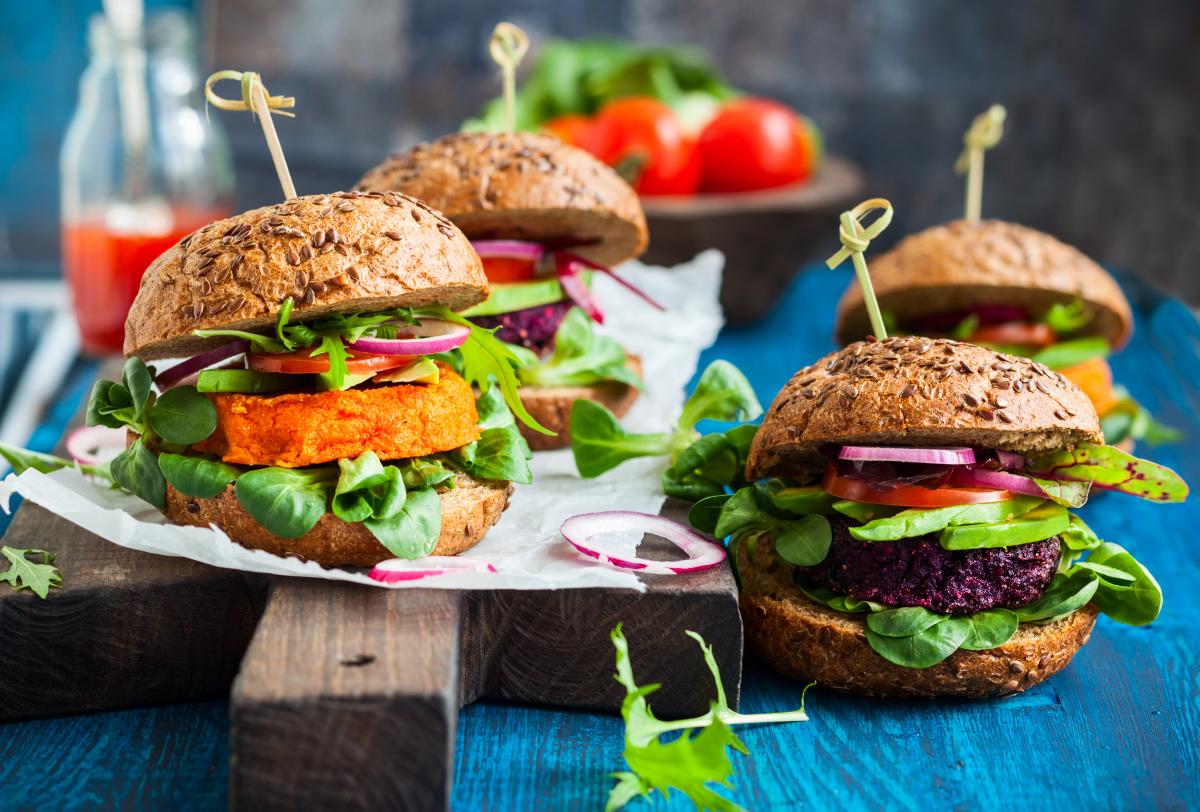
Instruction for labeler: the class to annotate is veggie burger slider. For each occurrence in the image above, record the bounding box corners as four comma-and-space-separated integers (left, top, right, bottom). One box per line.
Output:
714, 335, 1186, 697
356, 131, 652, 450
835, 220, 1168, 447
91, 191, 539, 567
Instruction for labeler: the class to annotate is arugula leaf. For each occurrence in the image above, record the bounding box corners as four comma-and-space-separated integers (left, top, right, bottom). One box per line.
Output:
607, 624, 808, 812
234, 467, 336, 539
158, 453, 241, 498
1042, 300, 1091, 334
938, 503, 1069, 550
191, 328, 287, 353
109, 438, 167, 509
310, 334, 351, 391
0, 442, 112, 481
517, 307, 642, 388
850, 497, 1044, 542
570, 399, 673, 478
1080, 542, 1162, 626
678, 360, 762, 433
364, 488, 443, 559
1030, 443, 1188, 502
420, 305, 552, 435
1030, 337, 1110, 370
0, 547, 62, 598
147, 386, 218, 445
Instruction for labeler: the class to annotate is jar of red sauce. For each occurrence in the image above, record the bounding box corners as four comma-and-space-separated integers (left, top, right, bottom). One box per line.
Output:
60, 11, 233, 355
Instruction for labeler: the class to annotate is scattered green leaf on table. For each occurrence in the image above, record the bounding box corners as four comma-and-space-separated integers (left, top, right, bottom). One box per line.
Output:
1, 547, 62, 598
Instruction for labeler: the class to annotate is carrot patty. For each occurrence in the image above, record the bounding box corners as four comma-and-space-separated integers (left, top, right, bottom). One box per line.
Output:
193, 363, 480, 468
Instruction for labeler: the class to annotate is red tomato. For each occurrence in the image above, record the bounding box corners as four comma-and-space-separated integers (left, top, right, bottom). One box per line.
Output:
582, 98, 701, 196
971, 322, 1057, 347
697, 98, 818, 193
481, 256, 537, 283
821, 467, 1011, 508
248, 348, 413, 375
541, 115, 593, 148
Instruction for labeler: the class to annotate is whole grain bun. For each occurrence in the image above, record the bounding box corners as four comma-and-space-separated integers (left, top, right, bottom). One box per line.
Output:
518, 355, 642, 452
163, 471, 511, 568
355, 132, 648, 267
746, 335, 1103, 480
737, 538, 1098, 698
835, 220, 1133, 348
124, 191, 488, 360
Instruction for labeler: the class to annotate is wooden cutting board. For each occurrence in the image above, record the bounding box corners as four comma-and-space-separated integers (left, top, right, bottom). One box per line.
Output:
0, 375, 742, 812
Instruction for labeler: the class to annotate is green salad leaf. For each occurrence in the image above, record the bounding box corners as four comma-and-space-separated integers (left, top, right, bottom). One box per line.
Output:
1100, 386, 1183, 446
364, 488, 442, 559
773, 515, 832, 567
712, 486, 831, 565
1081, 542, 1162, 625
849, 497, 1043, 542
0, 442, 112, 481
1030, 443, 1188, 502
958, 609, 1020, 650
1015, 570, 1099, 622
938, 503, 1069, 550
0, 546, 62, 598
763, 481, 837, 516
516, 307, 641, 388
399, 457, 457, 491
234, 466, 337, 539
109, 439, 167, 509
455, 386, 533, 484
607, 624, 808, 812
865, 612, 971, 669
158, 453, 241, 499
1042, 300, 1091, 334
570, 360, 761, 483
1030, 337, 1111, 370
146, 386, 218, 445
687, 494, 731, 535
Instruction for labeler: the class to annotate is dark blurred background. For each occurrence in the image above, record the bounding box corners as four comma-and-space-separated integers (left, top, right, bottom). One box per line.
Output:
3, 0, 1198, 298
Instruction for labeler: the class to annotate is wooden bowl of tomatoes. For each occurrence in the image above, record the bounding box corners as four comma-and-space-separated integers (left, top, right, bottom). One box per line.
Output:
550, 96, 864, 324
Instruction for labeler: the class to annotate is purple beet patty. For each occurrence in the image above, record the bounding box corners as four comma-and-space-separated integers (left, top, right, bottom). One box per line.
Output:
799, 516, 1061, 614
471, 300, 573, 354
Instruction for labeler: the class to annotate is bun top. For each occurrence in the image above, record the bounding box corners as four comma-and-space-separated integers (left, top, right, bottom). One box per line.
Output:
835, 220, 1133, 347
746, 335, 1103, 480
124, 191, 487, 359
355, 131, 648, 267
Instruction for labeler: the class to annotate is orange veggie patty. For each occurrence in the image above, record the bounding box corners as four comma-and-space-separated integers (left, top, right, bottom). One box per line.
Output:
192, 363, 480, 468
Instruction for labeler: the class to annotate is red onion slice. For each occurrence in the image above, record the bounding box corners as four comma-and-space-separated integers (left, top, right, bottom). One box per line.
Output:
996, 450, 1026, 469
471, 239, 545, 261
950, 467, 1047, 498
556, 254, 605, 323
368, 556, 497, 583
348, 319, 469, 356
154, 340, 250, 387
560, 252, 666, 311
66, 426, 127, 466
839, 445, 976, 465
560, 511, 727, 575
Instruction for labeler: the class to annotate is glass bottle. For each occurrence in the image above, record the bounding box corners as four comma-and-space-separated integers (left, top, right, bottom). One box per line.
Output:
60, 10, 234, 356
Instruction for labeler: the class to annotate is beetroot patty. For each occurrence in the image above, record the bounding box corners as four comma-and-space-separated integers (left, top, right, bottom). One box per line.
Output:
471, 301, 572, 353
799, 515, 1061, 614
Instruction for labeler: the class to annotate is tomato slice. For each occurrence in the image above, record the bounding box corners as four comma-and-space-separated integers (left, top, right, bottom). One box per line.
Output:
821, 467, 1011, 508
970, 322, 1056, 347
481, 256, 537, 283
248, 348, 414, 375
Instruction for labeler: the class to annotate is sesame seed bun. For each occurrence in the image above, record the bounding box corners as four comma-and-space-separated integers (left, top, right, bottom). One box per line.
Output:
835, 220, 1134, 348
355, 132, 648, 268
124, 192, 488, 360
746, 336, 1103, 480
737, 537, 1098, 698
163, 471, 512, 568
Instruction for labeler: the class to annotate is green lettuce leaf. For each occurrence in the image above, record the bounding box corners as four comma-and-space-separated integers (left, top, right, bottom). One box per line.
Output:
516, 307, 641, 388
1030, 443, 1188, 502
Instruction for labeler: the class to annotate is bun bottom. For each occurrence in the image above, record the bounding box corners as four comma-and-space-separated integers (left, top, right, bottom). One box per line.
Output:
738, 539, 1098, 699
163, 471, 512, 568
518, 355, 641, 452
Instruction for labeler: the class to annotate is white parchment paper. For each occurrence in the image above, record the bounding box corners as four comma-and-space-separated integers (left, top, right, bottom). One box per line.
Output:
0, 251, 725, 592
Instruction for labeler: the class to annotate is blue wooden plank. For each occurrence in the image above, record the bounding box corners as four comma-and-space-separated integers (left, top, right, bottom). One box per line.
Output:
0, 266, 1197, 812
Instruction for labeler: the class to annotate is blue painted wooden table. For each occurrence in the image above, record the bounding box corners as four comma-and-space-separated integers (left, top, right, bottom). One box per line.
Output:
1, 266, 1197, 811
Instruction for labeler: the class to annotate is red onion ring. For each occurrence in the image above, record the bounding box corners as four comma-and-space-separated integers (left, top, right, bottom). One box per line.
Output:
560, 252, 665, 311
348, 319, 469, 356
560, 511, 727, 575
154, 340, 250, 387
838, 446, 976, 465
949, 467, 1047, 498
66, 426, 127, 466
556, 254, 605, 323
470, 239, 545, 261
368, 556, 497, 583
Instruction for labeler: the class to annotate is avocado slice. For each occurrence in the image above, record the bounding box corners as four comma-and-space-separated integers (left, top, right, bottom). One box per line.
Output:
315, 369, 375, 391
197, 369, 296, 394
374, 357, 440, 385
462, 271, 592, 317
